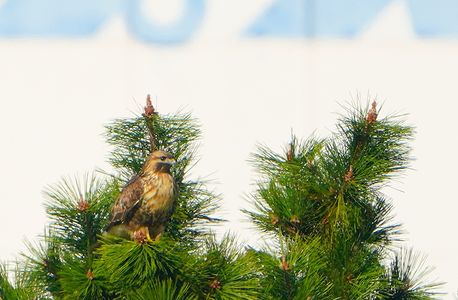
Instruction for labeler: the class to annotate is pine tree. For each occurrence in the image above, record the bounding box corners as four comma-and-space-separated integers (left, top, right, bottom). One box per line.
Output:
245, 101, 442, 299
0, 98, 442, 299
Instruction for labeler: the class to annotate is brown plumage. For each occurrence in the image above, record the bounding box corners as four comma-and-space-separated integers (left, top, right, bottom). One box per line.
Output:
106, 150, 178, 241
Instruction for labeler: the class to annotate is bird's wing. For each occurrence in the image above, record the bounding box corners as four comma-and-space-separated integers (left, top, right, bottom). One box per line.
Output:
106, 175, 144, 230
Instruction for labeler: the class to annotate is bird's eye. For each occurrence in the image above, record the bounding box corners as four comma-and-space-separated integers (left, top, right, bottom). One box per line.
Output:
160, 156, 167, 161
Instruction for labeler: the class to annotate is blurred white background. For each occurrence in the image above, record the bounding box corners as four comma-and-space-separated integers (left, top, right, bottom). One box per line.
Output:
0, 0, 457, 297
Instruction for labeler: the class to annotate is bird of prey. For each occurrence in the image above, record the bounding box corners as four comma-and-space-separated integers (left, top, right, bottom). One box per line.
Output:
106, 150, 178, 242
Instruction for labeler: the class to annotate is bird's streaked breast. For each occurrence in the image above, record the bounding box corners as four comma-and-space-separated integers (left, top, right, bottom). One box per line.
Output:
142, 173, 176, 213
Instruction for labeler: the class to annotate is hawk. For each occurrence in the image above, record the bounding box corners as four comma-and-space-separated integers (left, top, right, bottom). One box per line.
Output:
106, 150, 178, 242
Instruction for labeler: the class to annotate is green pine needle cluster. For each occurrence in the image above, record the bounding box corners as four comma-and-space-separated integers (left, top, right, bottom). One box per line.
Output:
0, 100, 443, 300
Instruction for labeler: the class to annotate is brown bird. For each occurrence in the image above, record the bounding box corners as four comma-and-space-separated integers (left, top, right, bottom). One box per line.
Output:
106, 150, 178, 242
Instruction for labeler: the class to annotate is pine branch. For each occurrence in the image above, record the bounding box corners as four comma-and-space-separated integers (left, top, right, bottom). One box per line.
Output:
20, 231, 63, 299
378, 248, 444, 299
250, 237, 331, 300
93, 235, 183, 295
43, 173, 118, 260
127, 279, 197, 300
183, 234, 261, 300
58, 257, 112, 300
323, 232, 385, 299
0, 262, 47, 300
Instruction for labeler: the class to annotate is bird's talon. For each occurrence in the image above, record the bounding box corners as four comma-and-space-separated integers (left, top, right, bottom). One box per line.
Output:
154, 233, 162, 241
146, 232, 154, 243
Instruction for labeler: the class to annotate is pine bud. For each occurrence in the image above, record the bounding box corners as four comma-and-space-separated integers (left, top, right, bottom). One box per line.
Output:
143, 94, 157, 117
321, 216, 329, 225
286, 226, 297, 234
210, 278, 221, 290
270, 214, 279, 225
366, 101, 378, 124
286, 148, 294, 161
344, 165, 353, 182
290, 215, 300, 224
281, 255, 289, 271
307, 158, 314, 168
77, 198, 90, 212
86, 270, 94, 281
286, 141, 295, 161
133, 230, 148, 244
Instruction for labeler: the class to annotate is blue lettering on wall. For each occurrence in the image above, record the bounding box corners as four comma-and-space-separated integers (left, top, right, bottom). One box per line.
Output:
124, 0, 205, 44
246, 0, 458, 38
0, 0, 205, 44
0, 0, 119, 37
0, 0, 458, 43
407, 0, 458, 37
246, 0, 391, 38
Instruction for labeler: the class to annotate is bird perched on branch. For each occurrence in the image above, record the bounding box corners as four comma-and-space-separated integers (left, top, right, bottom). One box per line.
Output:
106, 150, 177, 242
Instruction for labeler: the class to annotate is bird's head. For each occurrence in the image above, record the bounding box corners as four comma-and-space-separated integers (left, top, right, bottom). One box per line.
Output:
143, 150, 176, 173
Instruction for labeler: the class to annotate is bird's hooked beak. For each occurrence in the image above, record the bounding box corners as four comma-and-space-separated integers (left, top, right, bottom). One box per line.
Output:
158, 157, 175, 172
164, 157, 176, 165
157, 154, 176, 166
